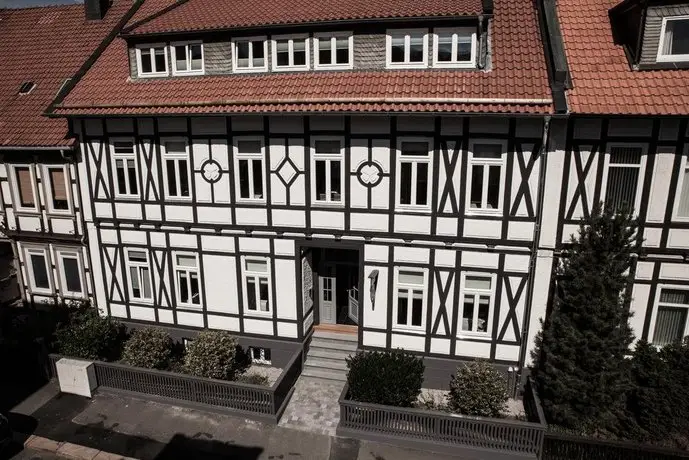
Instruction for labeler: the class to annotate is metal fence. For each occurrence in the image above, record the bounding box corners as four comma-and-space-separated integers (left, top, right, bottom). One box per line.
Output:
49, 348, 302, 423
337, 379, 546, 459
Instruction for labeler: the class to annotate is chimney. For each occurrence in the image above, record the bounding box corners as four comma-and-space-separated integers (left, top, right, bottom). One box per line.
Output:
85, 0, 112, 20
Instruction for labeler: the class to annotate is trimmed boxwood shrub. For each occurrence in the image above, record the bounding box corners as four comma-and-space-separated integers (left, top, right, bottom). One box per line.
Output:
183, 330, 250, 381
448, 361, 508, 417
346, 349, 424, 407
55, 304, 126, 361
121, 328, 174, 370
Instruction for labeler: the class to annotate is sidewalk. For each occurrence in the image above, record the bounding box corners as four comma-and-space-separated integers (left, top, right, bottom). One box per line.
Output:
8, 381, 464, 460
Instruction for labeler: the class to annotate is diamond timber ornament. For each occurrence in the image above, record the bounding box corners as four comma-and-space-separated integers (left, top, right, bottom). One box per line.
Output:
276, 156, 299, 186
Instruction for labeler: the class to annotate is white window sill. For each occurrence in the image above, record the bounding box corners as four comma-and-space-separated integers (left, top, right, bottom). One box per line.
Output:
671, 215, 689, 222
137, 72, 169, 79
164, 196, 193, 203
15, 207, 40, 214
457, 332, 492, 340
432, 61, 477, 69
465, 209, 503, 217
314, 64, 353, 71
172, 70, 205, 77
271, 66, 310, 72
244, 310, 272, 318
47, 209, 74, 216
236, 198, 267, 205
312, 200, 345, 208
29, 287, 54, 296
131, 297, 154, 305
114, 195, 141, 201
395, 205, 432, 214
62, 292, 86, 299
393, 325, 425, 333
233, 66, 269, 73
386, 63, 428, 69
177, 303, 203, 311
656, 55, 689, 63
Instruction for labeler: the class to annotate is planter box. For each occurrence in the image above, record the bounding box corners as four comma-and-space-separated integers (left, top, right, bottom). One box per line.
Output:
56, 358, 97, 398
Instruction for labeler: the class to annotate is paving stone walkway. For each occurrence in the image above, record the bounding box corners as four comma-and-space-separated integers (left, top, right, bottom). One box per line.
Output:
278, 375, 345, 436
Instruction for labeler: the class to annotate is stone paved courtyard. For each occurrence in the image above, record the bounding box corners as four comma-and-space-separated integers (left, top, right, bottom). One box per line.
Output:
278, 375, 345, 436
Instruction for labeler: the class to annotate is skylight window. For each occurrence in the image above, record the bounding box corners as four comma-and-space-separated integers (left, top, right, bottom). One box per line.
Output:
657, 16, 689, 62
18, 81, 36, 95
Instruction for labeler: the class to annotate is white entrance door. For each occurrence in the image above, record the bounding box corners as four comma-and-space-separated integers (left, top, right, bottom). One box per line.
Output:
319, 265, 336, 324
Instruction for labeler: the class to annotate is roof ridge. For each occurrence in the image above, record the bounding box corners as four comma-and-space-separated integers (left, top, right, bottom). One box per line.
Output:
1, 3, 82, 13
122, 0, 190, 34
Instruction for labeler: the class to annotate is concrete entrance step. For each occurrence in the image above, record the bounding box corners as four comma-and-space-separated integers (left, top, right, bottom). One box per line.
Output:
308, 347, 355, 361
305, 357, 348, 371
301, 367, 347, 382
312, 330, 358, 342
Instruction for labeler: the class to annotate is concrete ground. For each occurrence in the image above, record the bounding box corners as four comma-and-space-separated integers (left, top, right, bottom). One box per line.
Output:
6, 381, 465, 460
9, 448, 68, 459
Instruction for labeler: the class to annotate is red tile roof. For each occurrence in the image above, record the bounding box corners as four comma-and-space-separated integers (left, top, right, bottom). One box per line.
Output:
126, 0, 483, 35
0, 1, 135, 148
558, 0, 689, 115
53, 0, 553, 116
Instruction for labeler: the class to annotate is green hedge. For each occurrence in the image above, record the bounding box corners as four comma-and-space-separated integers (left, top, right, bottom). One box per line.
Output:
448, 361, 508, 417
55, 303, 126, 361
121, 328, 174, 370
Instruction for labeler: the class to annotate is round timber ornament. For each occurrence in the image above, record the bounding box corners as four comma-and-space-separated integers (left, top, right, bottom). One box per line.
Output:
201, 159, 222, 184
356, 161, 384, 187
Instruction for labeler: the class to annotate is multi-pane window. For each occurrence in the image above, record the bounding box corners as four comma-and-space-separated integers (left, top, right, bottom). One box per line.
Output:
397, 140, 431, 208
14, 166, 35, 209
652, 288, 689, 347
57, 251, 83, 296
604, 145, 644, 213
136, 44, 168, 77
233, 38, 267, 71
387, 29, 428, 67
243, 258, 271, 314
433, 27, 476, 67
45, 166, 69, 212
112, 140, 139, 197
235, 138, 265, 201
314, 34, 353, 69
127, 250, 152, 302
468, 142, 505, 212
312, 139, 343, 204
162, 140, 191, 199
171, 42, 203, 75
461, 274, 494, 334
272, 36, 309, 70
658, 17, 689, 62
395, 269, 426, 329
675, 152, 689, 219
174, 253, 201, 307
26, 247, 50, 292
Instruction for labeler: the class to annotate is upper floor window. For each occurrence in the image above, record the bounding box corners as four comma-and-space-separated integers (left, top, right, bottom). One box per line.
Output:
394, 268, 427, 330
652, 288, 689, 347
44, 166, 69, 212
13, 166, 36, 210
312, 138, 344, 204
26, 246, 51, 293
603, 144, 645, 213
460, 273, 495, 336
314, 33, 353, 69
232, 37, 268, 72
234, 138, 265, 202
111, 140, 139, 198
57, 249, 84, 297
272, 35, 309, 71
433, 27, 477, 68
657, 17, 689, 62
161, 139, 191, 200
242, 257, 271, 316
675, 148, 689, 219
126, 249, 152, 302
467, 141, 506, 214
174, 253, 201, 307
171, 42, 204, 75
386, 29, 428, 68
396, 139, 431, 210
136, 44, 168, 77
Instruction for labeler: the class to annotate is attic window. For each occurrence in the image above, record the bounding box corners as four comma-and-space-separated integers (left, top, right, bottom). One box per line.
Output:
18, 82, 35, 95
658, 16, 689, 62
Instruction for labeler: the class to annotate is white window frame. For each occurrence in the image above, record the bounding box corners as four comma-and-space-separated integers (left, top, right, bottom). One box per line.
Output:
432, 27, 477, 68
10, 164, 39, 212
392, 267, 428, 332
56, 249, 85, 298
395, 137, 433, 212
161, 138, 192, 201
311, 136, 345, 206
466, 139, 507, 216
43, 165, 71, 214
231, 36, 269, 73
170, 41, 204, 76
173, 252, 202, 309
600, 142, 647, 215
126, 248, 153, 303
24, 245, 53, 294
271, 34, 310, 71
672, 145, 689, 221
111, 138, 140, 199
314, 33, 354, 70
386, 29, 429, 69
241, 256, 272, 318
656, 16, 689, 63
649, 284, 689, 347
135, 43, 169, 78
458, 272, 497, 338
233, 136, 266, 203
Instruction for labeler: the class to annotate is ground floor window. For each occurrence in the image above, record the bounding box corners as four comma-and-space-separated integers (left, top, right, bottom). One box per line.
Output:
652, 288, 689, 347
242, 257, 271, 315
174, 253, 201, 307
394, 268, 427, 329
460, 273, 496, 335
57, 250, 84, 297
126, 249, 152, 302
249, 347, 272, 365
26, 247, 51, 293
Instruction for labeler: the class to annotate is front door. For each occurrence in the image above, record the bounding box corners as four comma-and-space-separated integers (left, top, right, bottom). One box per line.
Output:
319, 265, 336, 324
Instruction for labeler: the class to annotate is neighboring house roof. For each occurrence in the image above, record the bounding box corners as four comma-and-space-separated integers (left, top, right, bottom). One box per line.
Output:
0, 1, 135, 148
52, 0, 553, 116
125, 0, 484, 35
558, 0, 689, 115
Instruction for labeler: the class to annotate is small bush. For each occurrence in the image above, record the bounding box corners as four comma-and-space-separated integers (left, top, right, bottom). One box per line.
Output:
55, 304, 125, 361
236, 373, 270, 386
183, 330, 249, 381
448, 361, 508, 417
121, 328, 174, 370
346, 349, 424, 407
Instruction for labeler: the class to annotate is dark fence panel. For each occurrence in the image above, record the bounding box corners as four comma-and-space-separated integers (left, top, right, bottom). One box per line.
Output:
543, 433, 689, 460
272, 347, 303, 415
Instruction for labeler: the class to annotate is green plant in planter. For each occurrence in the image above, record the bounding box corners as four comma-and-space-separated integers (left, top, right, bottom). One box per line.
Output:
448, 361, 508, 418
121, 328, 174, 370
346, 349, 424, 407
183, 330, 250, 381
55, 304, 126, 361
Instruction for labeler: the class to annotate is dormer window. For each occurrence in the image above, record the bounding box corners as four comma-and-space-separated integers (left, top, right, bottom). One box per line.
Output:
386, 29, 429, 68
136, 44, 168, 77
232, 37, 268, 72
658, 16, 689, 62
272, 35, 310, 71
433, 27, 477, 68
314, 33, 353, 69
171, 41, 204, 75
